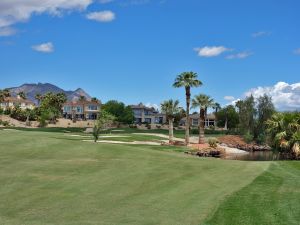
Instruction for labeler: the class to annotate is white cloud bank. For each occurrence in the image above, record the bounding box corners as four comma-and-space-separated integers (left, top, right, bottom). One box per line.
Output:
194, 46, 232, 57
0, 0, 93, 28
32, 42, 54, 53
86, 11, 115, 22
0, 0, 120, 37
245, 82, 300, 111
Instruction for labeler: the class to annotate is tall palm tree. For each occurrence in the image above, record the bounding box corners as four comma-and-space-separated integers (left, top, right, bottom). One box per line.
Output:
18, 91, 26, 100
212, 102, 221, 127
161, 99, 180, 144
173, 72, 202, 145
192, 94, 215, 144
35, 93, 42, 105
78, 95, 86, 120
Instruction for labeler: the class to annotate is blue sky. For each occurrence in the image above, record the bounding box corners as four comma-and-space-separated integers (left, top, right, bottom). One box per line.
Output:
0, 0, 299, 110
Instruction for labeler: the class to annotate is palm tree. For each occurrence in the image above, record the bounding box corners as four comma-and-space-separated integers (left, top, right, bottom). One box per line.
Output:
192, 94, 215, 144
35, 93, 42, 105
18, 91, 26, 100
78, 95, 86, 120
0, 89, 10, 102
212, 102, 221, 127
266, 112, 300, 155
173, 72, 202, 145
161, 99, 180, 144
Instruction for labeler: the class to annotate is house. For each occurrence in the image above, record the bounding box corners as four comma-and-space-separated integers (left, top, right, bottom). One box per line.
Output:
130, 103, 167, 124
62, 100, 101, 120
0, 96, 35, 110
180, 113, 216, 128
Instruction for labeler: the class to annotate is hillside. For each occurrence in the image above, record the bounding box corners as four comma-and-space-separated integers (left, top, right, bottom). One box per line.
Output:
7, 83, 91, 104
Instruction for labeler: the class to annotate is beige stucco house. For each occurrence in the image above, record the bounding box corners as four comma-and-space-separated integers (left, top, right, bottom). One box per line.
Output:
0, 96, 35, 110
130, 103, 167, 125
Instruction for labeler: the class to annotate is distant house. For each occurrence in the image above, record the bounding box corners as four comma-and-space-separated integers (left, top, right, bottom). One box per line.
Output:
62, 100, 101, 120
0, 96, 35, 110
180, 113, 216, 128
130, 103, 166, 124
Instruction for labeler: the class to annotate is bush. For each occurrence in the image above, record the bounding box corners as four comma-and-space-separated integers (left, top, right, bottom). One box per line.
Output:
0, 120, 10, 127
208, 138, 218, 148
243, 132, 254, 144
256, 133, 266, 145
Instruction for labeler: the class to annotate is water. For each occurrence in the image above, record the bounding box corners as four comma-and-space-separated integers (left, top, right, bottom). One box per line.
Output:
221, 151, 291, 161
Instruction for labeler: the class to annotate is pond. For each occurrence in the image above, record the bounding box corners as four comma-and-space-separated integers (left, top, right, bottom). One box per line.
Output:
221, 151, 292, 161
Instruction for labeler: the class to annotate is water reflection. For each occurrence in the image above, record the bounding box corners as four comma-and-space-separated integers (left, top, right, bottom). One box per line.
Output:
222, 151, 291, 161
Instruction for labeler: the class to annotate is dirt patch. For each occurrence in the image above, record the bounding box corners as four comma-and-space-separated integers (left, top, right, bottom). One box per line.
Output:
218, 135, 247, 146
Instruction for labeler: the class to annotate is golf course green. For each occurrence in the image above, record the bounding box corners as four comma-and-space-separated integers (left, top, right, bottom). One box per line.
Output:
0, 129, 299, 225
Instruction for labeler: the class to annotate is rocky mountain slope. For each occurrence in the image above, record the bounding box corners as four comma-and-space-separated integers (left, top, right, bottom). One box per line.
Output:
7, 83, 91, 104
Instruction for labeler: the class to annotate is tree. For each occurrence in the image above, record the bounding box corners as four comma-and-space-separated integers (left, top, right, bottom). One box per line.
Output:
216, 105, 239, 129
266, 112, 300, 158
192, 94, 215, 144
0, 89, 10, 102
102, 100, 134, 124
256, 94, 275, 141
173, 72, 202, 145
93, 110, 115, 142
236, 95, 256, 135
18, 91, 26, 100
161, 99, 180, 144
35, 93, 42, 106
79, 95, 86, 102
212, 102, 221, 126
39, 92, 67, 124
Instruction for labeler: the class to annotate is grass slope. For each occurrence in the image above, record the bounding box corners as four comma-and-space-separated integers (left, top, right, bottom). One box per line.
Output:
0, 129, 291, 225
205, 161, 300, 225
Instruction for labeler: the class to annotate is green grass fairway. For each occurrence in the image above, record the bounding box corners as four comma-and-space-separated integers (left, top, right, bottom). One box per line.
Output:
0, 129, 299, 225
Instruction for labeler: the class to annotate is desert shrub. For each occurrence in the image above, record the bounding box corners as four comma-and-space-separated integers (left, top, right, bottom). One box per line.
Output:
208, 138, 218, 148
0, 120, 10, 126
256, 133, 266, 144
244, 132, 254, 144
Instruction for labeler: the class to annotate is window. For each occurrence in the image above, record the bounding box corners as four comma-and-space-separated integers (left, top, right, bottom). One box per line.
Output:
145, 118, 152, 123
88, 105, 98, 110
64, 106, 71, 112
76, 106, 83, 113
192, 119, 198, 126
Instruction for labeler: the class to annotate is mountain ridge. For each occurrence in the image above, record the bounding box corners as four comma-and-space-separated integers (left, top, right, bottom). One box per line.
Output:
7, 83, 92, 104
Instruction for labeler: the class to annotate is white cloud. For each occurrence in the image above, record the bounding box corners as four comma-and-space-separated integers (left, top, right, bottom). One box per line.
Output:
32, 42, 54, 53
226, 51, 253, 60
145, 103, 159, 110
0, 26, 17, 36
293, 48, 300, 55
98, 0, 114, 3
252, 31, 271, 38
0, 0, 93, 32
194, 46, 232, 57
86, 11, 115, 22
224, 96, 235, 101
245, 82, 300, 111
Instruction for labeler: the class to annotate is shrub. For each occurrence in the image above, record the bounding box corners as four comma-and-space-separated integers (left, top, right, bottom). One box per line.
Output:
208, 138, 218, 148
244, 132, 254, 144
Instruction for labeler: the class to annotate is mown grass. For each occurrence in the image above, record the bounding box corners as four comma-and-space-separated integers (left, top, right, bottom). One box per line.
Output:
0, 130, 299, 225
205, 161, 300, 225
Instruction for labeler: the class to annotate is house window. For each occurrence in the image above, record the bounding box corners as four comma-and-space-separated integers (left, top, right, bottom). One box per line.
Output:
145, 118, 152, 124
192, 119, 198, 126
64, 106, 71, 112
76, 106, 83, 113
88, 105, 98, 110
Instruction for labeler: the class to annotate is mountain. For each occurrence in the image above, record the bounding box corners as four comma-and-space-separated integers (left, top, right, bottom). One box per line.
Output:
7, 83, 91, 104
